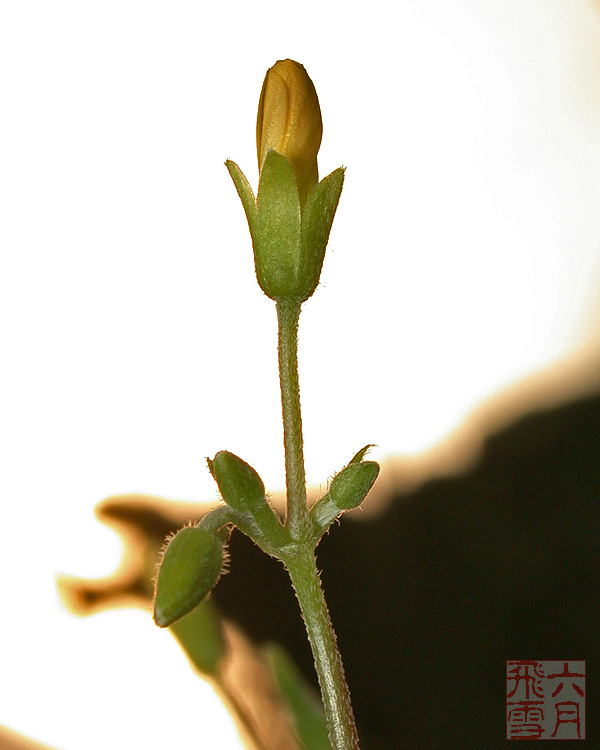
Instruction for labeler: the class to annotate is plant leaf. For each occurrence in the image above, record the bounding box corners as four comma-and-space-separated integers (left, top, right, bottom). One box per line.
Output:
169, 598, 226, 675
266, 643, 332, 750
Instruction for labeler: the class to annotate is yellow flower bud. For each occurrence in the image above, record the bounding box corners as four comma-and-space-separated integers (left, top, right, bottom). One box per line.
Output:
256, 59, 323, 207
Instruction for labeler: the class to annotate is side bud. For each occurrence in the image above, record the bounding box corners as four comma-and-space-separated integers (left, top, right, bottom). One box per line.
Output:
309, 451, 380, 542
329, 461, 380, 511
208, 450, 266, 515
208, 450, 288, 547
153, 526, 223, 628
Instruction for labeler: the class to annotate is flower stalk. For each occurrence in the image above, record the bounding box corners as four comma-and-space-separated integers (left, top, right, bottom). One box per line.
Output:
276, 298, 310, 540
153, 58, 378, 750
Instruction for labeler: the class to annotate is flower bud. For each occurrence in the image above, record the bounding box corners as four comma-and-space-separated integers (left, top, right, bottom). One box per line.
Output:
208, 450, 288, 546
208, 450, 265, 515
257, 59, 322, 208
309, 456, 379, 542
153, 526, 223, 628
329, 461, 380, 511
227, 60, 343, 302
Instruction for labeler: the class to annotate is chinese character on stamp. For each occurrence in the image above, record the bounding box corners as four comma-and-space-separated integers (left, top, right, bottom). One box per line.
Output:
507, 660, 586, 740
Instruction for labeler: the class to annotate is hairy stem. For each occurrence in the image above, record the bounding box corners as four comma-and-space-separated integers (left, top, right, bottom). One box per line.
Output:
276, 298, 310, 540
284, 545, 360, 750
276, 297, 359, 748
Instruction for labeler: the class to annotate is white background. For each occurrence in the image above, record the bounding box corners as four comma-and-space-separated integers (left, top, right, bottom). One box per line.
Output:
1, 1, 600, 748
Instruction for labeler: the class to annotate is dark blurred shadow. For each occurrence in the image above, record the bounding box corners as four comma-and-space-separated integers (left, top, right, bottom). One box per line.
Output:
59, 346, 600, 749
364, 343, 600, 515
210, 348, 600, 748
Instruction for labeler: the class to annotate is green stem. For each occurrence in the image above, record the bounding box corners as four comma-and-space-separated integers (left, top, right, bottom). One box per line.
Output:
276, 297, 359, 748
276, 298, 310, 540
284, 545, 360, 750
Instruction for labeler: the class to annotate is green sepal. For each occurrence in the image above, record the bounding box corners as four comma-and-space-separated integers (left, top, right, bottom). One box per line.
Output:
255, 150, 302, 299
208, 451, 288, 548
329, 460, 379, 510
226, 155, 344, 303
297, 166, 345, 301
153, 526, 223, 628
347, 443, 375, 466
225, 159, 257, 238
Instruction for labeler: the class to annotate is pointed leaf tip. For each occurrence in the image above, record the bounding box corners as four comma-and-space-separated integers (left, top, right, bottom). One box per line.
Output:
348, 444, 376, 465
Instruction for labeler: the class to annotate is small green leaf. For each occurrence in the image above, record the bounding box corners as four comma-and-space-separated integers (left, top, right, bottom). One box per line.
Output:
154, 526, 223, 628
329, 460, 379, 511
297, 166, 345, 301
256, 150, 302, 299
169, 599, 226, 676
266, 643, 331, 750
